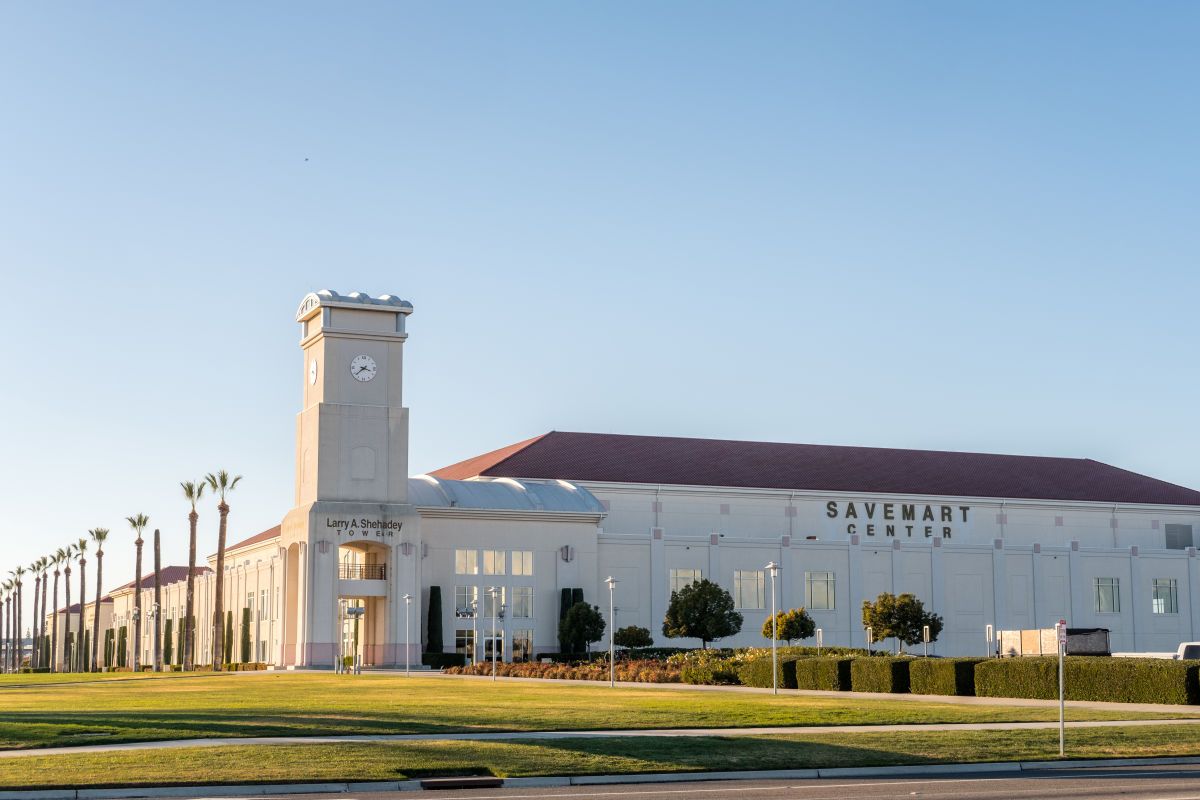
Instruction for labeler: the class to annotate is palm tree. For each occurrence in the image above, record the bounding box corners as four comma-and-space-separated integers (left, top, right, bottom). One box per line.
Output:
62, 545, 74, 671
1, 580, 10, 673
29, 563, 41, 670
181, 480, 205, 672
51, 548, 66, 672
74, 539, 88, 672
37, 558, 49, 669
126, 514, 149, 672
205, 471, 242, 670
14, 566, 25, 670
89, 529, 109, 671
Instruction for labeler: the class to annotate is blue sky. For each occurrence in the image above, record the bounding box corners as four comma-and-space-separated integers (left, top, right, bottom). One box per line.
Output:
2, 3, 1198, 593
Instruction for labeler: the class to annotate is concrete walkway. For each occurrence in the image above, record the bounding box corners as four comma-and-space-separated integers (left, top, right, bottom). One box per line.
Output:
3, 718, 1200, 760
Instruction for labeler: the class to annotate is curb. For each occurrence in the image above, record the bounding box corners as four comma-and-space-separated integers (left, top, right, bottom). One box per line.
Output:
5, 755, 1200, 799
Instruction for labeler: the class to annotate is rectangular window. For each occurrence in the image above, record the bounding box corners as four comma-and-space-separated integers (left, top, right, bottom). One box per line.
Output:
1153, 578, 1179, 614
454, 586, 478, 618
246, 592, 254, 616
512, 629, 533, 663
734, 570, 765, 609
806, 571, 836, 610
670, 568, 702, 594
455, 629, 475, 661
1166, 524, 1194, 550
455, 549, 479, 575
512, 587, 534, 619
483, 587, 507, 619
1094, 577, 1120, 613
512, 551, 534, 576
483, 550, 506, 575
259, 590, 268, 621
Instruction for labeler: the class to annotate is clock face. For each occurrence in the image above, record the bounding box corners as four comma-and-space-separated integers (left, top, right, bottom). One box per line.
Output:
350, 354, 378, 382
309, 359, 318, 385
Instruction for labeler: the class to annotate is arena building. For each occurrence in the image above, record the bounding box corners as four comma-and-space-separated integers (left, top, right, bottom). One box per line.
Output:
49, 291, 1200, 668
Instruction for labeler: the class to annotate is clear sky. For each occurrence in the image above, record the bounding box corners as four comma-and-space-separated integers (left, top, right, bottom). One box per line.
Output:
2, 3, 1198, 606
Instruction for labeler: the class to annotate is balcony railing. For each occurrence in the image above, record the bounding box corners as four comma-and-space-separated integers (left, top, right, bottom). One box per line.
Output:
339, 563, 386, 580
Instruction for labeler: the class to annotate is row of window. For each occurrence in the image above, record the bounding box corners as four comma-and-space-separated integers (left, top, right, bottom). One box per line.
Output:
1095, 577, 1180, 615
455, 549, 534, 576
455, 628, 534, 662
455, 585, 535, 618
672, 568, 837, 610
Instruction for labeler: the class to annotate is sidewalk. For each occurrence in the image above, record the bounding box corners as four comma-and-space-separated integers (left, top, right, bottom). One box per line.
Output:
3, 717, 1199, 759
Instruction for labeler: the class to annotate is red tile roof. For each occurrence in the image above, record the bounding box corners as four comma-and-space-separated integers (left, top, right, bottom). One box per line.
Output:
110, 566, 211, 595
213, 525, 282, 558
431, 431, 1200, 507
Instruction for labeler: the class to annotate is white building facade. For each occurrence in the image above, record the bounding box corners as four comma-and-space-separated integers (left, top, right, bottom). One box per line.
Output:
52, 290, 1200, 667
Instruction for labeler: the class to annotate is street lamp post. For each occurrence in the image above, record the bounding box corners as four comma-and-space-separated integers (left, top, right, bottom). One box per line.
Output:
402, 594, 412, 677
816, 627, 823, 656
487, 586, 501, 681
765, 562, 780, 695
866, 625, 873, 656
604, 576, 618, 687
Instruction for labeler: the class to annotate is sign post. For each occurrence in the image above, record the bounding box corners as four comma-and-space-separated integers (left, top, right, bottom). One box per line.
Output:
985, 624, 994, 658
923, 624, 930, 658
866, 626, 873, 655
815, 628, 823, 657
1057, 618, 1067, 757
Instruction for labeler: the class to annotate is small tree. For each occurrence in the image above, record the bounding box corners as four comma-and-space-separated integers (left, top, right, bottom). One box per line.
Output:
224, 610, 234, 664
557, 589, 574, 652
761, 607, 815, 645
426, 586, 443, 653
163, 619, 174, 667
861, 592, 944, 652
662, 578, 743, 649
561, 602, 606, 653
117, 626, 127, 668
613, 625, 653, 649
240, 607, 252, 664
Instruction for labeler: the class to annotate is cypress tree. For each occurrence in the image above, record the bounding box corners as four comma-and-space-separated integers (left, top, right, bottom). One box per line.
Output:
426, 586, 443, 653
117, 626, 127, 668
241, 607, 251, 664
163, 619, 174, 666
224, 610, 233, 664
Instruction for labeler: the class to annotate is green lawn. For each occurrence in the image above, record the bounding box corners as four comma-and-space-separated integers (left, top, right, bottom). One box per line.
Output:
0, 672, 1196, 751
4, 725, 1200, 789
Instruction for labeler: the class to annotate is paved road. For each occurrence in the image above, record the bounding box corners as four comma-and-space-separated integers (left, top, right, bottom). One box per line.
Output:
116, 765, 1200, 799
4, 718, 1199, 759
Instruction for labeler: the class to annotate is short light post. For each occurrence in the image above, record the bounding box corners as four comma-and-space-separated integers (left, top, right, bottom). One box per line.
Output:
985, 624, 994, 658
866, 625, 873, 656
815, 628, 823, 656
605, 576, 618, 687
923, 624, 930, 658
150, 603, 160, 672
470, 600, 479, 666
487, 586, 501, 681
402, 594, 413, 677
765, 562, 780, 695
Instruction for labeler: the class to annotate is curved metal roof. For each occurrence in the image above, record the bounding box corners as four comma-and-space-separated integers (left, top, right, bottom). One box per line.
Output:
409, 475, 604, 514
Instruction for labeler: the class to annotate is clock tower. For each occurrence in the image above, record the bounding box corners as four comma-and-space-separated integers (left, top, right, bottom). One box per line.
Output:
280, 290, 421, 668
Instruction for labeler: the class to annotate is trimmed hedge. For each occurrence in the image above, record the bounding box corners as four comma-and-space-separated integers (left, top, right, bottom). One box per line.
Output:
422, 652, 468, 669
792, 657, 853, 691
910, 658, 984, 696
736, 653, 798, 689
975, 657, 1200, 705
850, 657, 912, 693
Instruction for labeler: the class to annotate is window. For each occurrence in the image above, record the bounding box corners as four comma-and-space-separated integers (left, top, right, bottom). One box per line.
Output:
806, 571, 836, 610
1153, 578, 1178, 614
246, 592, 254, 617
1166, 524, 1194, 550
483, 550, 506, 575
512, 551, 533, 576
455, 629, 475, 661
670, 569, 702, 594
454, 586, 478, 617
259, 590, 268, 621
734, 570, 765, 609
512, 629, 533, 663
455, 549, 479, 575
1094, 577, 1120, 613
512, 587, 534, 619
483, 587, 507, 619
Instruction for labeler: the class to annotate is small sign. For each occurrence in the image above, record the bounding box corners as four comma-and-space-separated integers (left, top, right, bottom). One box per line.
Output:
1057, 620, 1068, 645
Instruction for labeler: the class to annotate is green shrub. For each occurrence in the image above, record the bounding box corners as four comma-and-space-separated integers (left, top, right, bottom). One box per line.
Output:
975, 657, 1200, 704
422, 652, 467, 669
792, 657, 853, 691
910, 658, 984, 696
850, 657, 912, 693
677, 650, 742, 685
736, 652, 798, 689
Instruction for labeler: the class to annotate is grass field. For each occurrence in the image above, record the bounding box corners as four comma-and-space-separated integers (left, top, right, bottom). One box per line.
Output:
4, 725, 1200, 789
0, 671, 1197, 751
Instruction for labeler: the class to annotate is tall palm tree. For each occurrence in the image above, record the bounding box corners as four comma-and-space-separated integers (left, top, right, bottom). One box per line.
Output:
14, 566, 25, 670
74, 539, 88, 672
1, 580, 10, 672
205, 471, 241, 670
126, 514, 149, 672
37, 558, 49, 670
51, 548, 66, 672
29, 563, 41, 670
62, 545, 74, 671
152, 529, 163, 672
89, 529, 109, 671
181, 481, 205, 672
